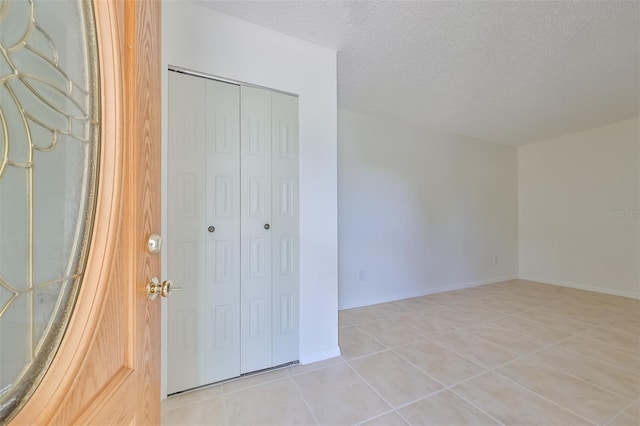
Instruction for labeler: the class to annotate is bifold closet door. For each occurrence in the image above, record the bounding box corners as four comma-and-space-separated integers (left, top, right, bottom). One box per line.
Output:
240, 87, 299, 373
271, 92, 300, 366
240, 87, 273, 373
167, 72, 241, 393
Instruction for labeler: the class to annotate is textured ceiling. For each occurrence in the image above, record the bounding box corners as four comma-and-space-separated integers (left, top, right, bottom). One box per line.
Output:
199, 1, 639, 145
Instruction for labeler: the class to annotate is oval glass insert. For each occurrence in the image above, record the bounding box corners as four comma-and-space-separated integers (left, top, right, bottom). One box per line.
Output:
0, 0, 99, 421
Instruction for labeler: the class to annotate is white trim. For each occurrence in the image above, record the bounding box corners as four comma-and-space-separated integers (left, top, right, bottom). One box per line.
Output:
299, 346, 341, 365
518, 276, 640, 300
339, 274, 519, 310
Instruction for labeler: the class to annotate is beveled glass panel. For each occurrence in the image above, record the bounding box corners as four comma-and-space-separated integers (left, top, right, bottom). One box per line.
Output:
0, 0, 99, 421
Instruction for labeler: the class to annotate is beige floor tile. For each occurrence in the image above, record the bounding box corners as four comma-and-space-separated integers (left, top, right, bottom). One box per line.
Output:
339, 309, 360, 328
348, 350, 442, 407
224, 378, 316, 425
607, 399, 640, 426
432, 329, 519, 369
581, 327, 640, 354
399, 390, 499, 426
453, 372, 591, 425
420, 308, 478, 329
423, 290, 479, 305
360, 411, 408, 426
469, 323, 544, 355
447, 302, 505, 321
396, 312, 455, 338
559, 336, 640, 372
222, 367, 290, 394
530, 346, 640, 399
293, 363, 390, 425
394, 341, 485, 386
357, 318, 422, 347
464, 297, 524, 315
497, 358, 630, 424
162, 385, 223, 411
490, 316, 572, 344
543, 302, 618, 325
392, 296, 439, 312
162, 396, 226, 426
369, 301, 415, 317
488, 293, 548, 310
287, 356, 344, 376
340, 326, 386, 360
603, 318, 640, 336
340, 305, 382, 327
513, 308, 594, 334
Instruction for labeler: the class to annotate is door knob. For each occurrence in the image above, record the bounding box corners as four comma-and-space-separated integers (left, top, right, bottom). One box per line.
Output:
264, 224, 270, 230
148, 233, 163, 254
147, 277, 182, 300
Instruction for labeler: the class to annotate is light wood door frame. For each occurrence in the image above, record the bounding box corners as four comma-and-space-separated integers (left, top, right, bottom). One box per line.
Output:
10, 0, 161, 423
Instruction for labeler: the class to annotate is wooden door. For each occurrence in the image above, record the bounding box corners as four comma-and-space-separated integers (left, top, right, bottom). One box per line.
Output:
10, 0, 161, 424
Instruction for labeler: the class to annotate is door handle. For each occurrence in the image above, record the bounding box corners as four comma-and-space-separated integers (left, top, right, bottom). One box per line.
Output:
146, 277, 182, 300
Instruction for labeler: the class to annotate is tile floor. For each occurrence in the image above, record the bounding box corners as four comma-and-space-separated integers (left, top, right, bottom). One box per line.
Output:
162, 279, 640, 425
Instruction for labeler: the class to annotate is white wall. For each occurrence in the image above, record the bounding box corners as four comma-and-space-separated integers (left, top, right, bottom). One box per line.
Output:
519, 117, 640, 298
338, 109, 518, 309
162, 2, 339, 396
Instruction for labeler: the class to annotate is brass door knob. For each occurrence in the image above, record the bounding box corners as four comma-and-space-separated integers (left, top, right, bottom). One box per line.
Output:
147, 277, 182, 300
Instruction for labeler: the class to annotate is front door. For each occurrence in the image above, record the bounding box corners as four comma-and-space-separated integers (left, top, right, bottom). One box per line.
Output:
9, 0, 162, 423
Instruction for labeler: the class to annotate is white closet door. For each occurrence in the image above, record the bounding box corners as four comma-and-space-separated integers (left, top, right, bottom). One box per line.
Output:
240, 86, 273, 373
271, 93, 300, 365
167, 72, 207, 393
204, 79, 241, 383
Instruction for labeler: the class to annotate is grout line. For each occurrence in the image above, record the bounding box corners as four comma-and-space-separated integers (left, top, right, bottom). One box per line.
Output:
526, 353, 639, 401
446, 388, 506, 426
492, 371, 598, 425
344, 359, 398, 415
603, 395, 639, 426
554, 342, 640, 375
289, 375, 321, 425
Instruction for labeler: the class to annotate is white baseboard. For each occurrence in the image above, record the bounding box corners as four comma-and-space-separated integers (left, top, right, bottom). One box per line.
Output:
518, 276, 640, 300
299, 346, 341, 365
339, 274, 519, 310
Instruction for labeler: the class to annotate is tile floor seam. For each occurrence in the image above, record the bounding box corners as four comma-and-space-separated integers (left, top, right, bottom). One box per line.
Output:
221, 393, 229, 426
602, 395, 639, 426
526, 353, 639, 401
393, 408, 412, 426
354, 325, 390, 349
288, 375, 321, 425
221, 374, 290, 397
445, 387, 507, 426
388, 344, 489, 388
287, 358, 346, 377
580, 329, 640, 354
353, 407, 402, 425
343, 357, 407, 418
492, 369, 602, 425
487, 314, 589, 338
555, 338, 640, 374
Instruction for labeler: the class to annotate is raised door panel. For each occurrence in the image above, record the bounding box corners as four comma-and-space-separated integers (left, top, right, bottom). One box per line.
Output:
167, 71, 207, 393
205, 79, 241, 383
271, 93, 300, 366
240, 86, 272, 373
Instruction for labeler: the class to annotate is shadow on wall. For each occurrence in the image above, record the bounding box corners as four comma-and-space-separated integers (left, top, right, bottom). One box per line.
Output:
337, 109, 518, 309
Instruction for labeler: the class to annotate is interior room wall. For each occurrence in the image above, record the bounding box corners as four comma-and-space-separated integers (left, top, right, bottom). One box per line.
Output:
338, 109, 519, 309
162, 2, 339, 397
519, 117, 640, 298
